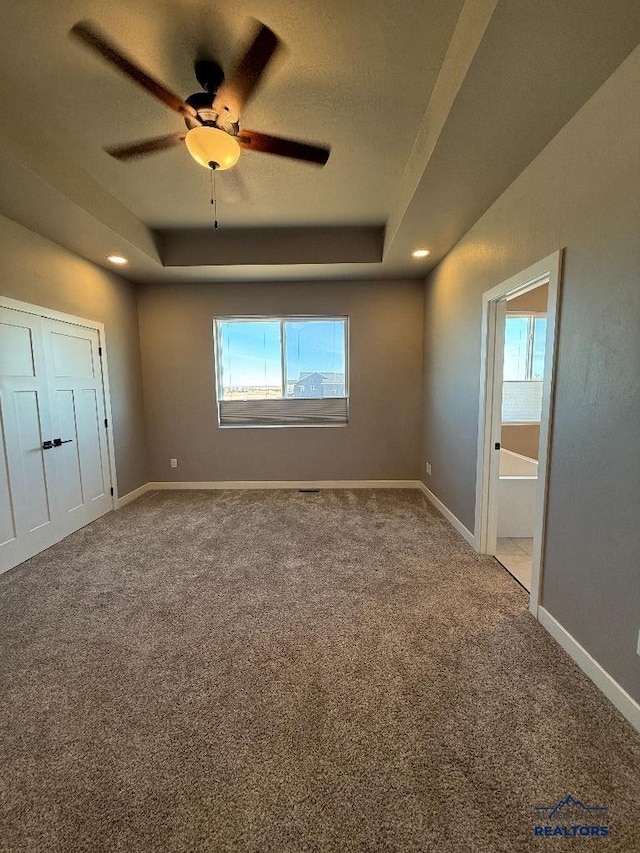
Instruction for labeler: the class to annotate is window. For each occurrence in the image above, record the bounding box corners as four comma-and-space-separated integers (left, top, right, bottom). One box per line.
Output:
502, 313, 546, 422
214, 317, 348, 426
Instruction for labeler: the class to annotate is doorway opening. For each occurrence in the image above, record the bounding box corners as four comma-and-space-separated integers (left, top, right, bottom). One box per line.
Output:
474, 251, 562, 615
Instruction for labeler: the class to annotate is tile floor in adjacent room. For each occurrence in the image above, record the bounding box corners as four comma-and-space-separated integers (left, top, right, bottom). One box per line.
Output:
495, 537, 533, 590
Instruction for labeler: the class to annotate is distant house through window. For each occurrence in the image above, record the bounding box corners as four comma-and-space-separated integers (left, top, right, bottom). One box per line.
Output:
214, 317, 349, 427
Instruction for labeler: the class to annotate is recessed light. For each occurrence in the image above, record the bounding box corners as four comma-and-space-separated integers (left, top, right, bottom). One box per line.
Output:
107, 254, 128, 265
412, 248, 430, 258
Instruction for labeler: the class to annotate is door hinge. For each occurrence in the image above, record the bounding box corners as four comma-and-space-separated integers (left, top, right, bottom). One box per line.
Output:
110, 487, 114, 496
98, 346, 103, 357
104, 418, 108, 428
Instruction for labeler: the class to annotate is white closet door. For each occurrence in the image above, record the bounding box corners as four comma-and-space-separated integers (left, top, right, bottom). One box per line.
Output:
0, 308, 113, 574
0, 308, 59, 571
42, 318, 112, 535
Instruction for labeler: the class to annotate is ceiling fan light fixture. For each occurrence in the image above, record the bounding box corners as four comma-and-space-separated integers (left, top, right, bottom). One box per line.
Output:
185, 126, 241, 170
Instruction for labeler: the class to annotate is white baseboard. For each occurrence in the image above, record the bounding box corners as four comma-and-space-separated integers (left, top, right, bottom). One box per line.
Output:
114, 482, 152, 509
417, 482, 477, 547
538, 607, 640, 734
147, 479, 421, 491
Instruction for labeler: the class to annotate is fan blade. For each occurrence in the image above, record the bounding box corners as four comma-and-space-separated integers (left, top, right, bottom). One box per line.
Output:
237, 130, 330, 166
212, 21, 280, 121
70, 21, 198, 119
105, 133, 186, 160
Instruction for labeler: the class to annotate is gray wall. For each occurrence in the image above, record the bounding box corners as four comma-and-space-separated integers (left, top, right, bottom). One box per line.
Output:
507, 283, 548, 313
422, 45, 640, 700
501, 425, 540, 461
137, 280, 424, 482
0, 215, 148, 496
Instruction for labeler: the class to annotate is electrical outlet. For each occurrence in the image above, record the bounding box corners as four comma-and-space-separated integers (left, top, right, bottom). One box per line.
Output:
170, 458, 178, 469
425, 462, 432, 475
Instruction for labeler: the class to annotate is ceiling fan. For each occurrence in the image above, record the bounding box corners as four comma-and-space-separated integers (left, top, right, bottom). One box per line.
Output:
69, 19, 331, 171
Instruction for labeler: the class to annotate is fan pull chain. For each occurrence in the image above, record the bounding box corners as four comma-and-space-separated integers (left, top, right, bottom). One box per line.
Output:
210, 168, 219, 229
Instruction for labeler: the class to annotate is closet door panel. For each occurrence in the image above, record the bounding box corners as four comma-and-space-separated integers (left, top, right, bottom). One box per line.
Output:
0, 308, 59, 573
43, 319, 112, 533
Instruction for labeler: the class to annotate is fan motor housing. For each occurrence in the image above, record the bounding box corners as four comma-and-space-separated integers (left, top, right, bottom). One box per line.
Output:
186, 60, 239, 134
194, 60, 225, 94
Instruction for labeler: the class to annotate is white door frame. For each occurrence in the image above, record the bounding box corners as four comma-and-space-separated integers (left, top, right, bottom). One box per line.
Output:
474, 250, 563, 616
0, 295, 118, 507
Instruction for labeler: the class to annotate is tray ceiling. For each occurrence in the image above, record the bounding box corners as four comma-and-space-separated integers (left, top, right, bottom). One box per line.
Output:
1, 0, 639, 282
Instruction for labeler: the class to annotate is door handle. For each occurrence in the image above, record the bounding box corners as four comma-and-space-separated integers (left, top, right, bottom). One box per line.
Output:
42, 440, 53, 450
53, 438, 74, 447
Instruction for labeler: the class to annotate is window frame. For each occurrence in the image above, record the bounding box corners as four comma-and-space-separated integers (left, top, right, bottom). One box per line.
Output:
504, 311, 547, 380
213, 315, 350, 428
502, 310, 547, 425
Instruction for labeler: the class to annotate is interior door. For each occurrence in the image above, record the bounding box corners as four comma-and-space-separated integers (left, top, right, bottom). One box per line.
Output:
486, 298, 507, 556
41, 318, 112, 535
0, 308, 59, 571
0, 308, 113, 574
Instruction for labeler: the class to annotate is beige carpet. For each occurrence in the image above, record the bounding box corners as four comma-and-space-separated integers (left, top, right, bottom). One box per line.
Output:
1, 489, 638, 852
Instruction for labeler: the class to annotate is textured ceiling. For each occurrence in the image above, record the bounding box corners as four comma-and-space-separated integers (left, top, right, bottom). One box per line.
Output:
0, 0, 461, 227
1, 0, 640, 282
